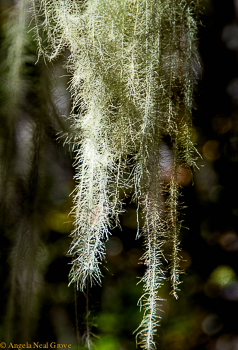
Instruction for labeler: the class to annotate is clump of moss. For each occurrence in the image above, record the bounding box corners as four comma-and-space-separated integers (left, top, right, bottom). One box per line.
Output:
31, 0, 202, 348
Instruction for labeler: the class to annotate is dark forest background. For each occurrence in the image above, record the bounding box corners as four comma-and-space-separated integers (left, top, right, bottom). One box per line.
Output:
1, 0, 238, 349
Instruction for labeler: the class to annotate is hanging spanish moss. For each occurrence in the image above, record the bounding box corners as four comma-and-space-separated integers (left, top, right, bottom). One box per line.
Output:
30, 0, 203, 348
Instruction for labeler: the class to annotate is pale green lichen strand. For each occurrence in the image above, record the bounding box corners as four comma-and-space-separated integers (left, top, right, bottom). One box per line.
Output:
30, 0, 202, 348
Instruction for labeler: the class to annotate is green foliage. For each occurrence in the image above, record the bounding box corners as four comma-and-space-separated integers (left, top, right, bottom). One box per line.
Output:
28, 0, 203, 348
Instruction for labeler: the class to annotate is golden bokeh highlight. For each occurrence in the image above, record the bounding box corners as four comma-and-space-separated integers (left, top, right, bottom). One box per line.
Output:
203, 140, 220, 161
212, 115, 232, 134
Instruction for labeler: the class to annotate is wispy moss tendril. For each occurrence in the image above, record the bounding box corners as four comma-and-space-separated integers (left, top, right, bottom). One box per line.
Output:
31, 0, 203, 347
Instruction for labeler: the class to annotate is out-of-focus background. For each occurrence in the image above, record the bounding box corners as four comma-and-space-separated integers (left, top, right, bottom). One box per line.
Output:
1, 0, 238, 349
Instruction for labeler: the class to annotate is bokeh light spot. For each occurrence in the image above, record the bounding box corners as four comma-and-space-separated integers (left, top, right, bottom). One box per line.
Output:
202, 314, 223, 335
212, 115, 232, 134
203, 140, 220, 161
210, 265, 236, 287
106, 236, 123, 257
219, 231, 238, 251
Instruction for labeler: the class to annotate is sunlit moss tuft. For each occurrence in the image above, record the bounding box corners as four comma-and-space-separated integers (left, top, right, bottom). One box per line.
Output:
31, 0, 203, 348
